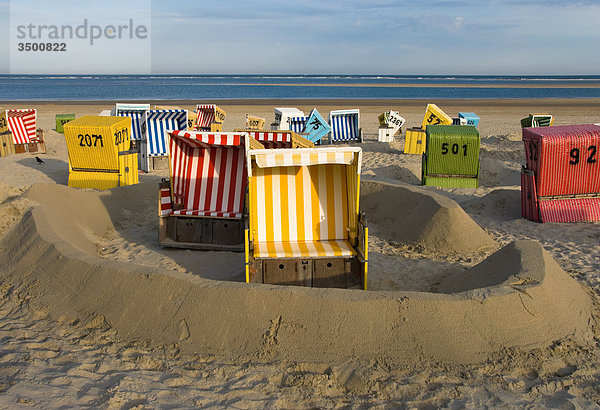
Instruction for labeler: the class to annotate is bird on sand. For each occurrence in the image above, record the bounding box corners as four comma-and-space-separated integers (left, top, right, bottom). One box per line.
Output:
35, 156, 44, 164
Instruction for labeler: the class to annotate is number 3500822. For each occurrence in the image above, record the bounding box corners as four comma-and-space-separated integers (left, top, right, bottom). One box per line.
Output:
17, 43, 67, 51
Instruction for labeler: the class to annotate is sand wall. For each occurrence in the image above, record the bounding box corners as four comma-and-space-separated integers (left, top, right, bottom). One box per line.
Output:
0, 183, 594, 365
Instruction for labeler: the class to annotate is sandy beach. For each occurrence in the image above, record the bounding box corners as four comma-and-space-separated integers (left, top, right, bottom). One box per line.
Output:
0, 98, 599, 407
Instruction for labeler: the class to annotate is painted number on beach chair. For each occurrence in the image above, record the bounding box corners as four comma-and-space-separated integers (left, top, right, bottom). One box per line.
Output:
569, 145, 598, 165
0, 118, 7, 129
427, 114, 442, 125
188, 119, 194, 129
309, 118, 324, 130
441, 142, 467, 156
114, 129, 129, 145
78, 133, 104, 148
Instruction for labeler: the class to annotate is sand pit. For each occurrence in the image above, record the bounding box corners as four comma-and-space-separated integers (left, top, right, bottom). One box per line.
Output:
0, 182, 594, 366
361, 180, 497, 255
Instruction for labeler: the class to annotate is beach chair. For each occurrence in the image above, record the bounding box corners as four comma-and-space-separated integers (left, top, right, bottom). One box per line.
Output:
421, 125, 480, 188
459, 112, 480, 128
99, 110, 112, 116
113, 103, 150, 145
2, 109, 45, 154
159, 131, 264, 250
329, 109, 362, 143
245, 147, 368, 289
239, 130, 314, 149
0, 132, 15, 157
246, 114, 266, 130
521, 114, 554, 128
63, 116, 138, 189
55, 114, 75, 133
271, 108, 305, 131
377, 111, 405, 142
404, 127, 427, 155
196, 104, 226, 131
303, 109, 331, 145
521, 124, 600, 223
421, 104, 453, 130
139, 109, 188, 172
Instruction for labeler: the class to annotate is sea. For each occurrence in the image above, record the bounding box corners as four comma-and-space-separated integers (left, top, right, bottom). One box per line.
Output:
1, 74, 599, 101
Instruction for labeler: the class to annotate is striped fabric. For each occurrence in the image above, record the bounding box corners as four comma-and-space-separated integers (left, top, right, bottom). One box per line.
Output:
116, 109, 147, 141
6, 109, 37, 144
289, 116, 307, 133
253, 240, 356, 258
249, 148, 362, 258
539, 197, 600, 223
247, 131, 292, 149
523, 125, 600, 197
251, 149, 357, 169
167, 130, 248, 220
159, 186, 172, 216
329, 109, 360, 143
145, 110, 187, 157
196, 105, 225, 129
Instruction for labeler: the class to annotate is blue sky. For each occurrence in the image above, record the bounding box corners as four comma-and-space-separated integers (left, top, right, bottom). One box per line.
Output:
3, 0, 600, 74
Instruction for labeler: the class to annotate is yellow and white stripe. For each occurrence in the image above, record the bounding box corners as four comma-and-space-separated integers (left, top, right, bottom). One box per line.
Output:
250, 148, 359, 170
254, 240, 356, 258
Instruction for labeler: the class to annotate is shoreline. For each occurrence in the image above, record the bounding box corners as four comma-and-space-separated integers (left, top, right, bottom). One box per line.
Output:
3, 98, 600, 107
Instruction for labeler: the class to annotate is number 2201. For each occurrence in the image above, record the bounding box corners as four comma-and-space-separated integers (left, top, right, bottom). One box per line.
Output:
569, 145, 597, 165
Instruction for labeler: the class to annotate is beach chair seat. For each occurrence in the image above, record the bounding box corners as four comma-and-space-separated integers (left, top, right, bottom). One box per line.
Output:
246, 147, 367, 289
196, 104, 226, 131
329, 109, 362, 143
159, 130, 264, 250
253, 239, 356, 258
521, 124, 600, 223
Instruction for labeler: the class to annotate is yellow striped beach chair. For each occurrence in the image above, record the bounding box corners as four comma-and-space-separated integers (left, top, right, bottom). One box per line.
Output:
245, 147, 368, 289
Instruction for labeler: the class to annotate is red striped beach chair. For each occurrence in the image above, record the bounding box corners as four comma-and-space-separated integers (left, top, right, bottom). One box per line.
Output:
521, 124, 600, 222
159, 130, 264, 250
245, 147, 368, 289
3, 109, 45, 153
195, 104, 226, 131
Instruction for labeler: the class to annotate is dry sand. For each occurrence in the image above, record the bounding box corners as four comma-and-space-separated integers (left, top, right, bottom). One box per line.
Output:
0, 99, 599, 407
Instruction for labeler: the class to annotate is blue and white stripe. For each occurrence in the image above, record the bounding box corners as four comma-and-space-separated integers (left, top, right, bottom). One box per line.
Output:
144, 110, 188, 157
329, 109, 361, 143
289, 116, 307, 133
116, 109, 147, 141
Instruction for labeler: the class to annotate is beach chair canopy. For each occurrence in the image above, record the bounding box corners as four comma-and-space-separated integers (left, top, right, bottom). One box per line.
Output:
459, 112, 480, 127
242, 130, 314, 149
195, 104, 226, 129
247, 147, 362, 258
422, 104, 453, 129
143, 109, 187, 157
6, 109, 37, 144
329, 109, 361, 143
114, 103, 150, 141
272, 108, 305, 131
521, 114, 553, 128
167, 131, 262, 219
288, 116, 307, 133
246, 114, 265, 130
99, 110, 112, 116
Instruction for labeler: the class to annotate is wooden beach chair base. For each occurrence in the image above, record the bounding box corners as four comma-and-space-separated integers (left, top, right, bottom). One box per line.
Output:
159, 215, 245, 251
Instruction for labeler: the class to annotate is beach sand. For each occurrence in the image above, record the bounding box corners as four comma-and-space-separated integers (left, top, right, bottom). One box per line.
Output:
0, 99, 599, 407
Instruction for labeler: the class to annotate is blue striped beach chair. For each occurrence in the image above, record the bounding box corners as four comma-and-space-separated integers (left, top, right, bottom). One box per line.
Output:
329, 109, 362, 144
140, 109, 188, 172
114, 103, 150, 142
288, 116, 307, 133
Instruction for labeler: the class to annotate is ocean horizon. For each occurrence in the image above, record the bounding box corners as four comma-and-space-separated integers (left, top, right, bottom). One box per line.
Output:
1, 74, 600, 101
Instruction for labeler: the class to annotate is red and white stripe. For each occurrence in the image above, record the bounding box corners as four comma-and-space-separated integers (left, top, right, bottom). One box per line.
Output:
247, 131, 293, 149
6, 109, 37, 144
167, 131, 247, 219
196, 105, 217, 128
159, 187, 172, 217
539, 197, 600, 222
